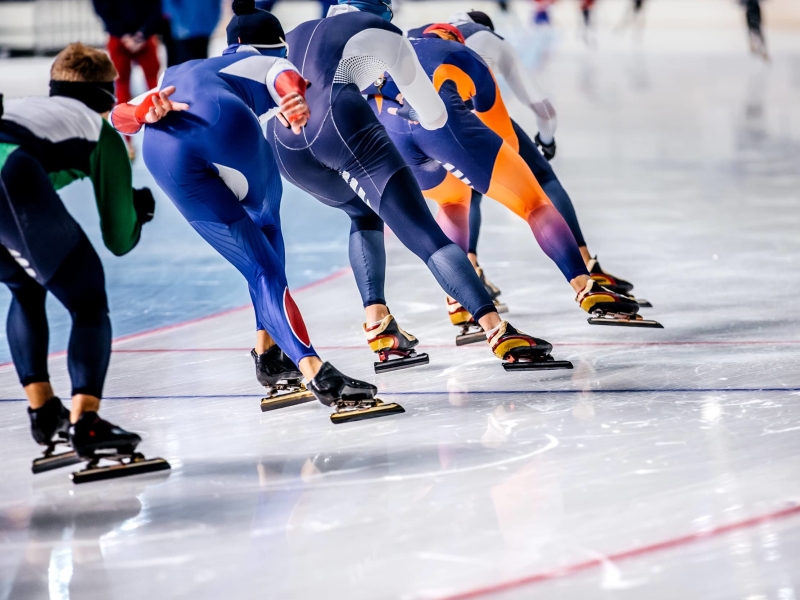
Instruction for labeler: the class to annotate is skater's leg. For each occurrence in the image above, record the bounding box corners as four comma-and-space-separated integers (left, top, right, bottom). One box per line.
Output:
134, 36, 161, 90
468, 189, 482, 265
512, 119, 587, 251
0, 248, 51, 407
144, 124, 319, 373
423, 173, 473, 254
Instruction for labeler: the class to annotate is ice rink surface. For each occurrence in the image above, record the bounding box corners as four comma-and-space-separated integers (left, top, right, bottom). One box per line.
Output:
2, 8, 800, 600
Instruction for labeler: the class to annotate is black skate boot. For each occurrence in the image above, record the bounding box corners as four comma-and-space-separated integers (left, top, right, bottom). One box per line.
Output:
68, 412, 170, 484
29, 397, 82, 474
307, 362, 404, 424
364, 315, 429, 374
577, 280, 663, 328
475, 266, 508, 313
253, 346, 315, 412
488, 321, 573, 371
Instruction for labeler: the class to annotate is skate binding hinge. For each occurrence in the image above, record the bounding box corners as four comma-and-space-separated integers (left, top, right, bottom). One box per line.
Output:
31, 439, 82, 474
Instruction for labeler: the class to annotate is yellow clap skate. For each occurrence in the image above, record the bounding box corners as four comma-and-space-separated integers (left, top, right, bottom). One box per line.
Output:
363, 314, 429, 373
446, 296, 473, 326
486, 321, 573, 371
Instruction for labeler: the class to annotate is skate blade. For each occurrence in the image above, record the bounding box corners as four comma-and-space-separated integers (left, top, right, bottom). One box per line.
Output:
32, 451, 82, 474
634, 298, 653, 308
330, 400, 405, 424
374, 352, 430, 374
588, 315, 663, 328
456, 331, 487, 346
260, 389, 316, 412
71, 457, 171, 484
504, 358, 574, 371
494, 303, 509, 314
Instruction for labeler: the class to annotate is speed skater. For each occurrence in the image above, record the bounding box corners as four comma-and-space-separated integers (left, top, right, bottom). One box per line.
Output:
264, 0, 571, 371
367, 25, 661, 331
0, 43, 168, 482
445, 11, 649, 307
111, 1, 403, 423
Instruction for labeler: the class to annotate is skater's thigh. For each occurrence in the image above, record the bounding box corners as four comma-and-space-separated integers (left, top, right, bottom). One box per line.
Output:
422, 172, 473, 208
387, 128, 448, 193
0, 149, 83, 283
45, 233, 108, 317
486, 142, 552, 220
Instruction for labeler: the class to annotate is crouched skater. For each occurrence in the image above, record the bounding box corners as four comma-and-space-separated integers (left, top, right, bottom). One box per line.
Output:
111, 1, 402, 423
0, 43, 170, 482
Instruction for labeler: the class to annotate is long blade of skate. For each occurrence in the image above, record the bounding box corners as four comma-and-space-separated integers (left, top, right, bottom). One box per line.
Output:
456, 331, 487, 346
330, 401, 405, 424
32, 451, 82, 474
504, 359, 574, 371
374, 352, 430, 374
587, 315, 663, 328
260, 389, 315, 412
634, 298, 653, 308
71, 457, 171, 484
494, 302, 509, 314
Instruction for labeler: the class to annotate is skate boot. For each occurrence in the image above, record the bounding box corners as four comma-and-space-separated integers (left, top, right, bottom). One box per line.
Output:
588, 257, 653, 307
488, 321, 573, 371
307, 361, 404, 424
67, 412, 170, 484
254, 346, 315, 412
29, 396, 82, 474
364, 315, 429, 374
475, 266, 508, 313
448, 296, 487, 346
578, 280, 663, 328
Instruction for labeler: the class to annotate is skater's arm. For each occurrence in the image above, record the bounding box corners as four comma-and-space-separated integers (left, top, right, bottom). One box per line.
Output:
265, 59, 310, 133
110, 86, 189, 135
89, 120, 142, 256
344, 28, 447, 130
467, 30, 557, 143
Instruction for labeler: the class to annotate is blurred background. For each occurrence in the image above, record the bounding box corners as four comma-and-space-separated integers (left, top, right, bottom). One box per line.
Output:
0, 0, 799, 362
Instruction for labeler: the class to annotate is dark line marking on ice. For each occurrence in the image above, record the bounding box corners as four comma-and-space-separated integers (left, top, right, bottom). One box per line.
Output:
1, 387, 798, 403
433, 503, 800, 600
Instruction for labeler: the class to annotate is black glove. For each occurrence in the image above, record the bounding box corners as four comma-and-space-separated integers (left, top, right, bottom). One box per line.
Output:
132, 187, 155, 224
394, 102, 420, 123
534, 133, 557, 161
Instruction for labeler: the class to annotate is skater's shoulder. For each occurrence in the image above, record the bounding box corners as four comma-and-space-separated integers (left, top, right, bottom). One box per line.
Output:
2, 96, 103, 143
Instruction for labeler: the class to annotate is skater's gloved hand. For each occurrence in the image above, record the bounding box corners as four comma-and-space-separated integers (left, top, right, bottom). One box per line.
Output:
136, 86, 189, 125
133, 187, 155, 224
387, 98, 420, 124
276, 92, 310, 134
535, 132, 557, 161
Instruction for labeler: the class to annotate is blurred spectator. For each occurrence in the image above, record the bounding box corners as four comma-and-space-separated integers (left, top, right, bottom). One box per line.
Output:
533, 0, 558, 25
741, 0, 769, 61
256, 0, 337, 18
162, 0, 222, 66
92, 0, 162, 157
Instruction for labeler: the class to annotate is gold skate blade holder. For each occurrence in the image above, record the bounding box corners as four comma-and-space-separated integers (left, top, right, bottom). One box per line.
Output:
455, 323, 487, 346
588, 312, 663, 328
71, 454, 171, 484
330, 398, 405, 424
260, 383, 316, 412
32, 448, 82, 474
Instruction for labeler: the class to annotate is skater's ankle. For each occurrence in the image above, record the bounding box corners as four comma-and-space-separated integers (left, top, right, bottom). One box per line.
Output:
579, 246, 592, 264
477, 312, 501, 333
298, 356, 324, 382
255, 330, 276, 355
364, 304, 390, 324
570, 275, 591, 294
25, 382, 56, 410
70, 394, 101, 424
467, 253, 480, 268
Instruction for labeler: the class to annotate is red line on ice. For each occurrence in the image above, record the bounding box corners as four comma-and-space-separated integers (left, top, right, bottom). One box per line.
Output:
433, 503, 800, 600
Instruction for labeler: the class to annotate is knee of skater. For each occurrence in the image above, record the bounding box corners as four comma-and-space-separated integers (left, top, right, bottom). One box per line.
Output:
69, 289, 109, 324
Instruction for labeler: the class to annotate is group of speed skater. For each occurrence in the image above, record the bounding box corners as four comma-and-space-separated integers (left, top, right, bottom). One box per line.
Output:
0, 0, 664, 483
